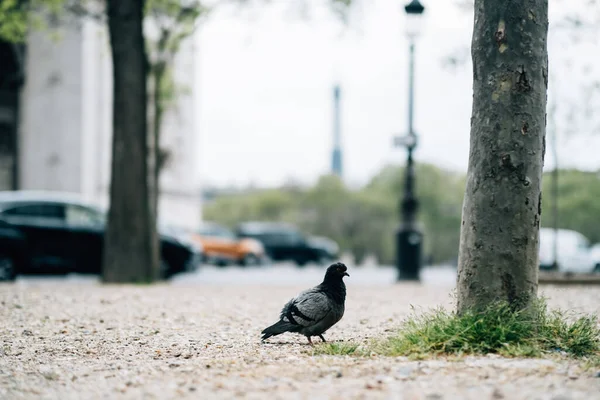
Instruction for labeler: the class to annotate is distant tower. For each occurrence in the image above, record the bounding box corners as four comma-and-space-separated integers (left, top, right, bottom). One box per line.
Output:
331, 84, 343, 178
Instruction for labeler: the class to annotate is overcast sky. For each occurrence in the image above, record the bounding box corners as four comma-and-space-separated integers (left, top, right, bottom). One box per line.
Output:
196, 0, 600, 189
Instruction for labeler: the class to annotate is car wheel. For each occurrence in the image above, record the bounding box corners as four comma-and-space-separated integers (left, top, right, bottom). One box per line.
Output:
594, 263, 600, 274
241, 254, 260, 267
0, 254, 16, 282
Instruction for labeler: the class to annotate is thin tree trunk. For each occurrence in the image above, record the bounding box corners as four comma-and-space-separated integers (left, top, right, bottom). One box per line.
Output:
103, 0, 159, 283
457, 0, 549, 312
151, 63, 166, 223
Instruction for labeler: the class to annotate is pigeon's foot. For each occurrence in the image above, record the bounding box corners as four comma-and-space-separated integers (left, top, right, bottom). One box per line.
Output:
307, 336, 314, 346
319, 334, 326, 343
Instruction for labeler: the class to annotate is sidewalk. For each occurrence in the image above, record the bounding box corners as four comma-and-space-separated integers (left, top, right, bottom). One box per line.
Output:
1, 278, 599, 399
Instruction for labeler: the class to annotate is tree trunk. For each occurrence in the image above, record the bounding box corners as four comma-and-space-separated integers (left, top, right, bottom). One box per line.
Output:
103, 0, 159, 283
151, 62, 166, 223
457, 0, 548, 312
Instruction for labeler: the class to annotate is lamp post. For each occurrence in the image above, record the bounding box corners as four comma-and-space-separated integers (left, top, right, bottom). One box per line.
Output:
394, 0, 425, 281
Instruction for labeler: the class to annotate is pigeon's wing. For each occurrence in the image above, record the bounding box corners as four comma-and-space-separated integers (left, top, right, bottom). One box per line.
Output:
280, 289, 331, 328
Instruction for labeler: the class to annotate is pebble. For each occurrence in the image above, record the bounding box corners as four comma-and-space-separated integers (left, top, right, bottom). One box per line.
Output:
492, 388, 504, 399
397, 365, 417, 378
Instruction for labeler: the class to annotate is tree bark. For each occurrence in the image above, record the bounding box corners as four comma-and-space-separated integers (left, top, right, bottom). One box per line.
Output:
103, 0, 159, 283
457, 0, 548, 312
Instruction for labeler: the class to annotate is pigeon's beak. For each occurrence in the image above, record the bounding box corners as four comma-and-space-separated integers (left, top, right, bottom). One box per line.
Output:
343, 272, 349, 277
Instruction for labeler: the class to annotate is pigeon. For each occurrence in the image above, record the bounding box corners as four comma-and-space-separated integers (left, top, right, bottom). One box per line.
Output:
261, 262, 349, 345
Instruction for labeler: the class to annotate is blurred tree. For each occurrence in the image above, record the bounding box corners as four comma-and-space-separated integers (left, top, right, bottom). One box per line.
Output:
203, 188, 298, 228
103, 0, 159, 283
365, 164, 465, 264
145, 0, 208, 221
541, 169, 600, 245
456, 0, 548, 312
296, 175, 374, 264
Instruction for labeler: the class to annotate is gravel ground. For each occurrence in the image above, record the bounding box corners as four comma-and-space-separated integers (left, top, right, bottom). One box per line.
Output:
1, 267, 600, 400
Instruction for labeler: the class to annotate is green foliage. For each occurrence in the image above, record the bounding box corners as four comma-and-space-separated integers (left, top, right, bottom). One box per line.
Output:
146, 0, 209, 112
297, 175, 396, 264
0, 0, 65, 43
146, 0, 208, 55
364, 164, 465, 263
0, 0, 29, 41
541, 169, 600, 244
375, 299, 600, 359
204, 188, 298, 228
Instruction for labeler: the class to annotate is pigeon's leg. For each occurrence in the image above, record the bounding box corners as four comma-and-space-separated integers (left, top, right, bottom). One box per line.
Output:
307, 336, 314, 346
319, 334, 326, 343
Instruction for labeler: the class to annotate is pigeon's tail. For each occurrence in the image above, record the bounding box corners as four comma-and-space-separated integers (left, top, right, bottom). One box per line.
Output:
261, 320, 294, 341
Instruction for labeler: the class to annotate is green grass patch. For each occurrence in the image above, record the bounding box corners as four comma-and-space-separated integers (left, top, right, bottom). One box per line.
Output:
313, 342, 364, 356
377, 299, 600, 359
314, 299, 600, 362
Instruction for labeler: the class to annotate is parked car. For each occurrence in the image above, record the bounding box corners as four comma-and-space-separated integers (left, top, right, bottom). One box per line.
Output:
590, 243, 600, 274
538, 227, 596, 273
192, 222, 267, 267
306, 235, 340, 263
0, 191, 203, 281
235, 222, 339, 266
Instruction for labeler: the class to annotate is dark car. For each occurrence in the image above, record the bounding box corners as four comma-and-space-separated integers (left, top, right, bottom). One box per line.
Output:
235, 222, 338, 266
306, 235, 340, 263
0, 191, 203, 281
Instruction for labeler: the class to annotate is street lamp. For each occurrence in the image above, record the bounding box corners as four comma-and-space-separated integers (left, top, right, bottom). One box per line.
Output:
393, 0, 425, 281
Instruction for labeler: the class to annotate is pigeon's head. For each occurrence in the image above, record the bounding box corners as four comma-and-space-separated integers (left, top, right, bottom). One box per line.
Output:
325, 262, 349, 280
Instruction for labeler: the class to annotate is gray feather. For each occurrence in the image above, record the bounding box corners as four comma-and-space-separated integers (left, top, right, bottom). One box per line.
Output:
282, 290, 332, 327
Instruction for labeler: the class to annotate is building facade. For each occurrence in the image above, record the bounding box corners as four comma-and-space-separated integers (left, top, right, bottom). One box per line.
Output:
10, 17, 201, 229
